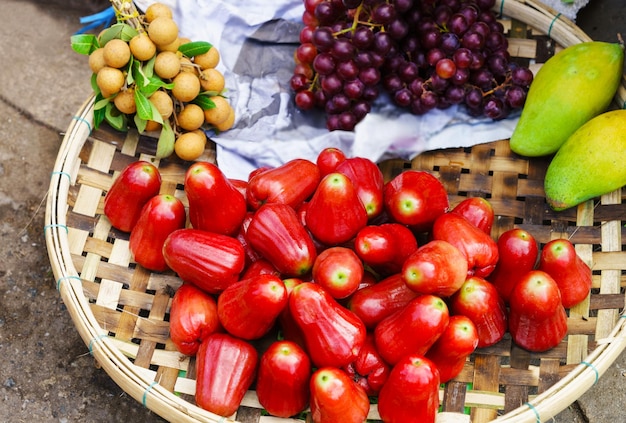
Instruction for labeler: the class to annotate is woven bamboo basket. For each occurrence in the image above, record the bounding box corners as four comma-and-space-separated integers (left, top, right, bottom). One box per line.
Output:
45, 0, 626, 422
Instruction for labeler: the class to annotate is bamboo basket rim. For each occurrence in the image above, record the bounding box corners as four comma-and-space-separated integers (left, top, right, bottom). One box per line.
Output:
45, 1, 626, 422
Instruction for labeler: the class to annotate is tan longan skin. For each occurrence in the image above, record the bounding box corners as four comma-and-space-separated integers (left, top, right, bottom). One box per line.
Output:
113, 88, 137, 114
179, 57, 198, 74
203, 95, 231, 125
144, 2, 173, 23
176, 104, 205, 131
89, 48, 107, 74
172, 72, 201, 102
154, 51, 181, 79
214, 105, 235, 132
103, 39, 131, 69
129, 33, 157, 61
144, 120, 162, 132
147, 17, 179, 47
199, 68, 225, 93
194, 47, 220, 69
157, 37, 181, 53
174, 130, 207, 161
97, 66, 125, 98
149, 90, 174, 120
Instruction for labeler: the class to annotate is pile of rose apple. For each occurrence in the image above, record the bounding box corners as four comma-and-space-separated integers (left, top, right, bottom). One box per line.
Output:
104, 150, 592, 423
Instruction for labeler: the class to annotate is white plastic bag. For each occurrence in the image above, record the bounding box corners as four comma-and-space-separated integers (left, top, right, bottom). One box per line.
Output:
135, 0, 520, 179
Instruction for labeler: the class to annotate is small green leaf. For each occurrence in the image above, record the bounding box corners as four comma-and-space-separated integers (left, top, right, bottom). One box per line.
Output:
138, 76, 174, 97
134, 89, 155, 121
104, 102, 128, 131
134, 114, 147, 133
178, 41, 213, 58
156, 120, 175, 158
93, 93, 106, 129
94, 96, 112, 111
149, 100, 165, 123
99, 23, 139, 45
90, 73, 100, 93
71, 34, 99, 55
192, 94, 217, 110
143, 55, 156, 78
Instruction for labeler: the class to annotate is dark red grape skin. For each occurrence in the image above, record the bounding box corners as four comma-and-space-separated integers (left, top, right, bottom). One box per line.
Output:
290, 0, 533, 129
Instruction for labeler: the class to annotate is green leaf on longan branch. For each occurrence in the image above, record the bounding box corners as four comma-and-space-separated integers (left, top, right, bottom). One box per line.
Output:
178, 41, 212, 58
104, 102, 128, 131
98, 22, 139, 45
156, 119, 175, 158
134, 89, 156, 122
191, 93, 216, 110
71, 34, 99, 55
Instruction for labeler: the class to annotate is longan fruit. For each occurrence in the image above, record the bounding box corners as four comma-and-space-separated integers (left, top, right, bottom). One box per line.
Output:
144, 2, 173, 23
97, 66, 125, 98
154, 51, 181, 79
179, 37, 192, 45
148, 16, 179, 47
113, 88, 137, 114
157, 37, 181, 53
203, 95, 231, 125
129, 33, 157, 61
174, 130, 207, 161
149, 90, 174, 120
194, 47, 220, 69
103, 38, 131, 69
172, 72, 201, 102
176, 103, 205, 131
179, 57, 197, 74
88, 48, 107, 74
144, 120, 162, 132
199, 68, 225, 93
214, 105, 235, 132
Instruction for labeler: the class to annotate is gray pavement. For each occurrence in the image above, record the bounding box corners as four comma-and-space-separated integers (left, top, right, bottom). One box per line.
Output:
0, 0, 623, 422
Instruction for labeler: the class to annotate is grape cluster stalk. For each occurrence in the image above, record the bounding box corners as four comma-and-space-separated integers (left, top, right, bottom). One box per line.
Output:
290, 0, 534, 131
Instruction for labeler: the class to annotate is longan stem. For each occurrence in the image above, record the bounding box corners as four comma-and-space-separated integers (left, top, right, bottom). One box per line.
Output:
109, 0, 145, 32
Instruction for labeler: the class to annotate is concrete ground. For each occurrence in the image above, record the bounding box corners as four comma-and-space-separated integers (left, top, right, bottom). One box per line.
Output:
0, 0, 623, 422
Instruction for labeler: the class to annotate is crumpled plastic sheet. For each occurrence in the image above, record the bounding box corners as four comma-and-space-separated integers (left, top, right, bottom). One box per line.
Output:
135, 0, 525, 180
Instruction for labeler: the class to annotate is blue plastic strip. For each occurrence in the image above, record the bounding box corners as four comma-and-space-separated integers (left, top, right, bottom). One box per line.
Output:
142, 381, 159, 407
44, 223, 68, 234
72, 115, 93, 133
88, 334, 109, 356
75, 6, 116, 34
581, 360, 600, 385
499, 0, 505, 18
548, 13, 562, 38
56, 275, 82, 291
524, 402, 541, 423
51, 171, 72, 183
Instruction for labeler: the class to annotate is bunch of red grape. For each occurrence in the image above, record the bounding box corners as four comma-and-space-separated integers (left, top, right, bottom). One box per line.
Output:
290, 0, 534, 131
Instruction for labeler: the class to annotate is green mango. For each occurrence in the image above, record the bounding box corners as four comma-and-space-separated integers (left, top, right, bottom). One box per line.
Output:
510, 41, 624, 157
544, 109, 626, 211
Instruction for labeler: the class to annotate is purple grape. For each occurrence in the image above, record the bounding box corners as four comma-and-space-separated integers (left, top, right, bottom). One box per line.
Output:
483, 96, 507, 120
342, 0, 361, 9
352, 27, 374, 50
352, 100, 371, 120
453, 47, 472, 68
458, 5, 479, 27
331, 38, 355, 61
511, 67, 534, 87
448, 13, 469, 36
337, 59, 359, 80
338, 111, 358, 130
373, 32, 394, 56
359, 67, 381, 86
383, 74, 404, 93
445, 85, 465, 104
372, 3, 397, 25
398, 61, 419, 82
393, 88, 413, 107
504, 85, 527, 109
387, 18, 410, 40
313, 52, 336, 75
461, 31, 485, 50
321, 73, 343, 95
451, 67, 470, 85
421, 28, 442, 50
464, 87, 483, 109
440, 32, 461, 54
395, 0, 414, 13
408, 78, 424, 96
312, 27, 335, 52
344, 78, 365, 99
434, 5, 453, 26
315, 2, 340, 26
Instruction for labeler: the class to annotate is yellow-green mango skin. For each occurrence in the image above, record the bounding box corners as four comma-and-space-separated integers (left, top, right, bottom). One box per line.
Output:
544, 109, 626, 211
510, 41, 624, 157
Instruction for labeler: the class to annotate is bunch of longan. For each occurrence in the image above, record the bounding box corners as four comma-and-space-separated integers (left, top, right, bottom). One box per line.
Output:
83, 2, 235, 161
